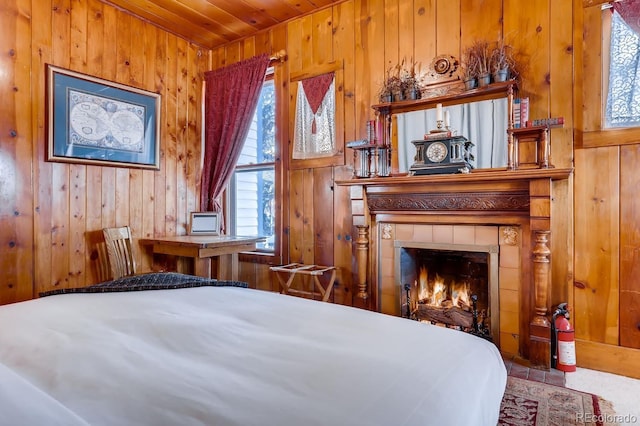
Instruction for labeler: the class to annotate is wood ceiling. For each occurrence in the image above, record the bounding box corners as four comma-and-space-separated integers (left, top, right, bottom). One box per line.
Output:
102, 0, 346, 50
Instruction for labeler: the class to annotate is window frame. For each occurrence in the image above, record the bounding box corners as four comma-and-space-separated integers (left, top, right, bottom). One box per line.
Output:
580, 1, 640, 148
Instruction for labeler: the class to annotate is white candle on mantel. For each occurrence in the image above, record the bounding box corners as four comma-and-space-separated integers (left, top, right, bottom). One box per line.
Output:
436, 103, 443, 122
444, 110, 450, 128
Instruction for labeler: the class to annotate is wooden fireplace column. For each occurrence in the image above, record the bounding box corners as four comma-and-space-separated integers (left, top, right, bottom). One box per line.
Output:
528, 178, 554, 369
337, 168, 572, 370
354, 225, 369, 301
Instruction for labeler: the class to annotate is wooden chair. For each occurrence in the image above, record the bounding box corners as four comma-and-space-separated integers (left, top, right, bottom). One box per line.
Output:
102, 226, 137, 280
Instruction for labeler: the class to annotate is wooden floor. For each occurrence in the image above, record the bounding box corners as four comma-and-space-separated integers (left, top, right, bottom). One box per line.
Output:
502, 354, 566, 387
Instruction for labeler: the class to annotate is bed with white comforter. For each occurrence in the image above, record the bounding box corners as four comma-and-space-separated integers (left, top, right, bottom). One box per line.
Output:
0, 274, 506, 425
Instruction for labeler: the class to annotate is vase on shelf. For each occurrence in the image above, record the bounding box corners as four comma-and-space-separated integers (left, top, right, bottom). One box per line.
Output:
493, 68, 509, 83
380, 93, 392, 103
392, 91, 404, 102
404, 88, 420, 100
478, 73, 491, 87
463, 77, 477, 91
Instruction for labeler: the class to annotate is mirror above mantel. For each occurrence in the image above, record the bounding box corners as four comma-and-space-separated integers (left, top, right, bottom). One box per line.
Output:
396, 98, 508, 172
371, 80, 517, 175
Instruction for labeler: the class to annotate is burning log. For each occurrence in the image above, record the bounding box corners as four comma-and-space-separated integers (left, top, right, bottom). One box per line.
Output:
414, 303, 474, 329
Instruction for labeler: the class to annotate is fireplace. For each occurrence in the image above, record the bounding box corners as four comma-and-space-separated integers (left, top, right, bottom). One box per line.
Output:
395, 242, 499, 344
339, 168, 572, 369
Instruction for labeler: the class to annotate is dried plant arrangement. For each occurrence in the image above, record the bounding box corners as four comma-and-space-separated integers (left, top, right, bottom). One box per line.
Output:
379, 58, 426, 102
489, 37, 516, 81
469, 40, 491, 77
490, 41, 514, 72
400, 59, 424, 100
460, 47, 479, 81
379, 61, 404, 102
463, 40, 493, 87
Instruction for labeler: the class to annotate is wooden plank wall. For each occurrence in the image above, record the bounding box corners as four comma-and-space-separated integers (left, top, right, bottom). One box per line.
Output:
0, 0, 34, 303
0, 0, 207, 303
572, 1, 640, 377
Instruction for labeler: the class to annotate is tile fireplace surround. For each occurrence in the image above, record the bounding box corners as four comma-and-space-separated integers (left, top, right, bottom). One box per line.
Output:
381, 224, 518, 354
337, 168, 572, 370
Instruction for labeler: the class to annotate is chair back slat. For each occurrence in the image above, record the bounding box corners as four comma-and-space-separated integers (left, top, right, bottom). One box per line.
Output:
96, 241, 111, 283
102, 226, 137, 280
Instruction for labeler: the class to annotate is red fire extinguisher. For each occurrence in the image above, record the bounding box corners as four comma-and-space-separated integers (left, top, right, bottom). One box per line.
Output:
551, 303, 576, 372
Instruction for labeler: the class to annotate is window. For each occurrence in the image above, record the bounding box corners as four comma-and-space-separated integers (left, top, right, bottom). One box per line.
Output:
580, 1, 640, 146
605, 8, 640, 128
229, 77, 276, 251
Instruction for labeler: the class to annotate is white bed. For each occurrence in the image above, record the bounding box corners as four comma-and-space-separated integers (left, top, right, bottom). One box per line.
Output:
0, 275, 506, 426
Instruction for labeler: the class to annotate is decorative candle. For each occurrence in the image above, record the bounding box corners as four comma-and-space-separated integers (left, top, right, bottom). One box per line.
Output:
444, 110, 450, 128
376, 116, 384, 146
436, 103, 443, 122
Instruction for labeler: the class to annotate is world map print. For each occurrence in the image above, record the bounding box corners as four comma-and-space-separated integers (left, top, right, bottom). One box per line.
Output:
68, 89, 146, 153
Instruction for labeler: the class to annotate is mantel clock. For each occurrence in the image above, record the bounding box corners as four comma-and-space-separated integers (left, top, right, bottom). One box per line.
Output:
409, 136, 475, 175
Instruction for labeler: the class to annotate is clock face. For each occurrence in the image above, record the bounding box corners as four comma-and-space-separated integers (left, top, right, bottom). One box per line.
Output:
426, 141, 448, 163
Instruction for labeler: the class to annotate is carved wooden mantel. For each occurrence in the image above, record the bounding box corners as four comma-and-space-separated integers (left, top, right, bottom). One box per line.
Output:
337, 167, 572, 369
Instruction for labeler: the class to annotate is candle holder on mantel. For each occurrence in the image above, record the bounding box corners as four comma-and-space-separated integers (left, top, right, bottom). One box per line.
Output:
346, 139, 391, 178
430, 104, 449, 134
430, 120, 446, 133
428, 119, 456, 137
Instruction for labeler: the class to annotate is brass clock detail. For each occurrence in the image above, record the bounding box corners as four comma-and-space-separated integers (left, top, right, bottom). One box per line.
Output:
425, 141, 448, 163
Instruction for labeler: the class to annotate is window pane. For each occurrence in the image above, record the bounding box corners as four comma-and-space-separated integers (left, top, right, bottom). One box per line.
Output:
232, 168, 275, 250
237, 80, 275, 166
606, 10, 640, 128
231, 77, 276, 252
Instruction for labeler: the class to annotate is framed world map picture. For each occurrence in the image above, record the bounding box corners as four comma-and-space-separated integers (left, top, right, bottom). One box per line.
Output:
46, 64, 161, 170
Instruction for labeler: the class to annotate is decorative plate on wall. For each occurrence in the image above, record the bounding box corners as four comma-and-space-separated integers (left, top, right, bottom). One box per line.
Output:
426, 55, 460, 82
420, 55, 464, 99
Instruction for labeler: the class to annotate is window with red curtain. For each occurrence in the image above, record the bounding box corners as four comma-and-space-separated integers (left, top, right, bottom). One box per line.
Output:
200, 54, 270, 221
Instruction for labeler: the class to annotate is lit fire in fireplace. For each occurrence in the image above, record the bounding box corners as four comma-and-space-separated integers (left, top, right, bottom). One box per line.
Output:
409, 265, 486, 333
400, 248, 491, 340
417, 266, 472, 309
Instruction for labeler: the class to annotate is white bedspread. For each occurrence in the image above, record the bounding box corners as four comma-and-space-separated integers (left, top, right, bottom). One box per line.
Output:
0, 287, 506, 425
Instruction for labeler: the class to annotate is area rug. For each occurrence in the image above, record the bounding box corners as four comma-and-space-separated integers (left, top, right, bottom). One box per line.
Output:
499, 376, 618, 425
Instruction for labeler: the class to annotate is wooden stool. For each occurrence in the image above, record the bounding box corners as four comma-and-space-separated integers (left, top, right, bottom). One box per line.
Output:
269, 263, 337, 302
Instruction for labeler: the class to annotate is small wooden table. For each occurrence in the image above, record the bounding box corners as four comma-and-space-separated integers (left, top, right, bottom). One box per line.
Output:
270, 263, 337, 302
141, 235, 265, 280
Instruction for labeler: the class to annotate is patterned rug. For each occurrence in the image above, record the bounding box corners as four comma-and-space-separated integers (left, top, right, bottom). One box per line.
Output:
499, 376, 618, 425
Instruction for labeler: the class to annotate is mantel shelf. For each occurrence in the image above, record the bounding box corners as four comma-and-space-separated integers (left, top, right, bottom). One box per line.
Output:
371, 80, 518, 115
335, 167, 573, 187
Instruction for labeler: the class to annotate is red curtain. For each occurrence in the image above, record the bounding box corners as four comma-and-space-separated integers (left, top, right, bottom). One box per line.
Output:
200, 54, 270, 216
615, 0, 640, 34
301, 72, 334, 134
